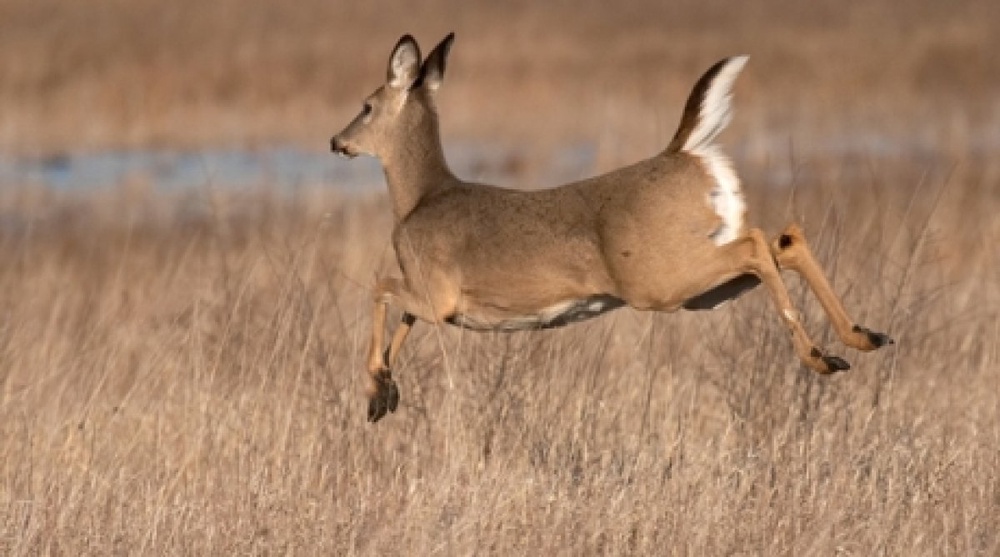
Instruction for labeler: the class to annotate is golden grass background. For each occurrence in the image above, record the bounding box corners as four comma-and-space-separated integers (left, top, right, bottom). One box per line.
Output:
1, 0, 999, 554
2, 0, 1000, 154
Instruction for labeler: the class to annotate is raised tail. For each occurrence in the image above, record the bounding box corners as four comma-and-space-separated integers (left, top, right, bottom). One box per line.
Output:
666, 56, 749, 245
667, 56, 748, 154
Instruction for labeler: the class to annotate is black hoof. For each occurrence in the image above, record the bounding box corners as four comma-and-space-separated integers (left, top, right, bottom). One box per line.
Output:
368, 399, 387, 423
367, 369, 399, 423
822, 355, 851, 373
386, 379, 399, 413
811, 347, 851, 373
853, 325, 894, 348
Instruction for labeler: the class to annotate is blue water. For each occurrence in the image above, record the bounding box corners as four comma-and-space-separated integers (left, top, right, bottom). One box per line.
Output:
0, 143, 598, 192
0, 131, 991, 192
0, 147, 384, 191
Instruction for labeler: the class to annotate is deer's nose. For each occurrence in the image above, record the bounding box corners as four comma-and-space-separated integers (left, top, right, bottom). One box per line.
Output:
331, 136, 358, 158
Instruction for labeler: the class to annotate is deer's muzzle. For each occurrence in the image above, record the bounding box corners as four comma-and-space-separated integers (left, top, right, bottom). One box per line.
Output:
330, 136, 357, 158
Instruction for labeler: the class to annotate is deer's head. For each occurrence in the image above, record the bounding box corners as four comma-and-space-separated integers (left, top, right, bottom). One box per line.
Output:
330, 33, 454, 161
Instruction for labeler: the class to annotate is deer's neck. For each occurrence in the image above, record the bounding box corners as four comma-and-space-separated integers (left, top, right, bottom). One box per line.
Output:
382, 121, 455, 221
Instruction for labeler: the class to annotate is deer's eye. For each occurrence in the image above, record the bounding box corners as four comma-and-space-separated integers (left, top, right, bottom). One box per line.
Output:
362, 102, 373, 116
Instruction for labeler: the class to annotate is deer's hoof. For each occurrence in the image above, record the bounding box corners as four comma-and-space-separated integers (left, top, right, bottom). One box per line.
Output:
852, 325, 895, 351
367, 369, 399, 423
810, 347, 851, 374
821, 354, 851, 373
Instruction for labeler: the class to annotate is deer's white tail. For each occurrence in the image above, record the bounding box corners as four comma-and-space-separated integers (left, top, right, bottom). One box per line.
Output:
667, 56, 749, 245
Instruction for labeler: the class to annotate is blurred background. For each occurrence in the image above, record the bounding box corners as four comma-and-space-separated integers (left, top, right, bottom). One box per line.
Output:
1, 0, 999, 189
1, 1, 999, 554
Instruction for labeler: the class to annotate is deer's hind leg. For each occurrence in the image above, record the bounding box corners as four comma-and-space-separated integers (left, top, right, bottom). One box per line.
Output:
629, 228, 851, 374
770, 224, 893, 351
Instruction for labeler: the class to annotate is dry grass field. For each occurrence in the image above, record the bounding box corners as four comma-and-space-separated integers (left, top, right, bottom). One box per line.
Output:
1, 0, 999, 555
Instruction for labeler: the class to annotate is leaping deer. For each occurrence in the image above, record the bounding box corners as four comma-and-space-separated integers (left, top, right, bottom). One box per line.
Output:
331, 33, 893, 423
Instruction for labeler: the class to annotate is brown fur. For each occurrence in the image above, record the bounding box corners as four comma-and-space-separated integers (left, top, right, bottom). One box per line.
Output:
330, 33, 893, 422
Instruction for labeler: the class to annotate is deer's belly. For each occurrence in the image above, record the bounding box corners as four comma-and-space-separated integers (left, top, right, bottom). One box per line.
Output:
446, 294, 625, 331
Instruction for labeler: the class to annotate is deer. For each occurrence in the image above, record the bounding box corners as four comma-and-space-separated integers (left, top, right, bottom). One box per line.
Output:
330, 33, 894, 423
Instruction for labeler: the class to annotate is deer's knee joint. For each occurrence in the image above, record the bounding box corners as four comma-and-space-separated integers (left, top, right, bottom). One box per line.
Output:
778, 233, 794, 250
373, 277, 401, 303
776, 224, 807, 251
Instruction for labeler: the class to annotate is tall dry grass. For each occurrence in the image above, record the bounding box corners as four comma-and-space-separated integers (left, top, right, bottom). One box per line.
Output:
0, 150, 997, 553
1, 0, 999, 554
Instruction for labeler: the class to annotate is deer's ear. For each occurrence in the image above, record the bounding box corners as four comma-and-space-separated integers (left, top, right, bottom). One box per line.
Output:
387, 35, 422, 90
418, 33, 455, 92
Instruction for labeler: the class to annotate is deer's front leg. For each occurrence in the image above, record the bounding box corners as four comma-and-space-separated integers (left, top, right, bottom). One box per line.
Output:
367, 278, 399, 422
367, 276, 452, 423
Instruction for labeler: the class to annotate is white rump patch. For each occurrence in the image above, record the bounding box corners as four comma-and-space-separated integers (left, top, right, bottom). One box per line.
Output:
681, 56, 749, 246
700, 146, 745, 245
